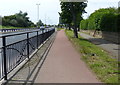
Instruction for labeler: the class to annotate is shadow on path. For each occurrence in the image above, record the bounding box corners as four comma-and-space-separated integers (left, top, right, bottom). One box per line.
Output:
79, 32, 119, 59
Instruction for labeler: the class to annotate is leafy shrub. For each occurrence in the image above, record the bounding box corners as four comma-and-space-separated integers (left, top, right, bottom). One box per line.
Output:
100, 13, 117, 32
87, 17, 95, 30
80, 19, 88, 30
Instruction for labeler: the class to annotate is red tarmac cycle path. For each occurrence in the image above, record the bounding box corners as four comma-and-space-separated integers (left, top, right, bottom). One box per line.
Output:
35, 30, 100, 83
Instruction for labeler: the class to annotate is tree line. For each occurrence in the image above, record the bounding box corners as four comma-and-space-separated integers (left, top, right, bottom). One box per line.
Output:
2, 11, 44, 28
59, 1, 120, 38
80, 7, 120, 32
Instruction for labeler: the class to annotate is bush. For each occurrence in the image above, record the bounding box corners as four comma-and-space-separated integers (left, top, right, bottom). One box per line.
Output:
117, 14, 120, 32
2, 11, 35, 27
100, 13, 117, 32
87, 17, 95, 30
80, 19, 88, 30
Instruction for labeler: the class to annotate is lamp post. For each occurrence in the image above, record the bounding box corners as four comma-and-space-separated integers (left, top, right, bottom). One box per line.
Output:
36, 3, 40, 28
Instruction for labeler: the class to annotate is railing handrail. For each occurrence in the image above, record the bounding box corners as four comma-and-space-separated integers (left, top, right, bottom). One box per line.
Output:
0, 26, 51, 31
0, 27, 54, 38
0, 27, 49, 34
0, 28, 38, 32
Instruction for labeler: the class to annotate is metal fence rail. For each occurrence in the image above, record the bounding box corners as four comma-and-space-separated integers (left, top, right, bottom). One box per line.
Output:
0, 28, 55, 80
0, 28, 39, 33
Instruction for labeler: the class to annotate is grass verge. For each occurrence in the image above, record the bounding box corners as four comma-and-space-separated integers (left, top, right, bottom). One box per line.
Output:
0, 25, 20, 29
65, 29, 119, 83
57, 28, 64, 31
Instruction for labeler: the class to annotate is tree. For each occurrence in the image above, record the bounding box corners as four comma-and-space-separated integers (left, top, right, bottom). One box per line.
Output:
59, 4, 73, 30
60, 2, 87, 38
2, 15, 16, 26
36, 20, 44, 27
2, 11, 35, 27
15, 11, 31, 27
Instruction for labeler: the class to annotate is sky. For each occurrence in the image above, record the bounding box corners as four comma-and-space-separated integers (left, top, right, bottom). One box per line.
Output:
0, 0, 119, 25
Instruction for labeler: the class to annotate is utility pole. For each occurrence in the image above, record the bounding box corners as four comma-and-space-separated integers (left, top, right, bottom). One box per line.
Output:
36, 3, 40, 28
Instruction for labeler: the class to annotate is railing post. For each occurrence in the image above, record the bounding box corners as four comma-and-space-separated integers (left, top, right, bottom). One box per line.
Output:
37, 31, 39, 49
42, 28, 44, 34
2, 36, 7, 80
27, 33, 29, 59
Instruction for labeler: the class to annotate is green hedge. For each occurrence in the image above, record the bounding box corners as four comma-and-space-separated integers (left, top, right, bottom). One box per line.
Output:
100, 13, 118, 32
80, 8, 119, 32
117, 14, 120, 32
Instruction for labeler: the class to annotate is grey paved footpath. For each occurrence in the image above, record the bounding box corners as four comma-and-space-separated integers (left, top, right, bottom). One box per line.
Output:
79, 32, 119, 59
34, 30, 100, 83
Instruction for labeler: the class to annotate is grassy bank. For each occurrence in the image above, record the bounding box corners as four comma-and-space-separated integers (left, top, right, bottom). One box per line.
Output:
0, 25, 19, 29
65, 29, 119, 83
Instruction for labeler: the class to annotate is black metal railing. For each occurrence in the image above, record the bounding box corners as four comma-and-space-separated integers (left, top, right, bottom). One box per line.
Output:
0, 28, 55, 80
0, 28, 39, 33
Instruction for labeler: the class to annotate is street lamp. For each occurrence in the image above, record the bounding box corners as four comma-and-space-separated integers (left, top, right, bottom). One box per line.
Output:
36, 3, 40, 28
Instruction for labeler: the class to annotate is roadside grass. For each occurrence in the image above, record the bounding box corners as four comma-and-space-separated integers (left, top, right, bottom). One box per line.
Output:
0, 25, 19, 29
65, 29, 119, 83
57, 28, 63, 31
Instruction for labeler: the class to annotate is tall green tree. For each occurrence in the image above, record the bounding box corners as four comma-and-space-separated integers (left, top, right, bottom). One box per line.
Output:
60, 2, 87, 38
59, 3, 72, 30
36, 20, 44, 27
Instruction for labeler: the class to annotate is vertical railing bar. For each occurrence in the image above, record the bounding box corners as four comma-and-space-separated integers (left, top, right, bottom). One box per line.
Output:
2, 36, 7, 80
27, 33, 29, 59
37, 31, 39, 49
